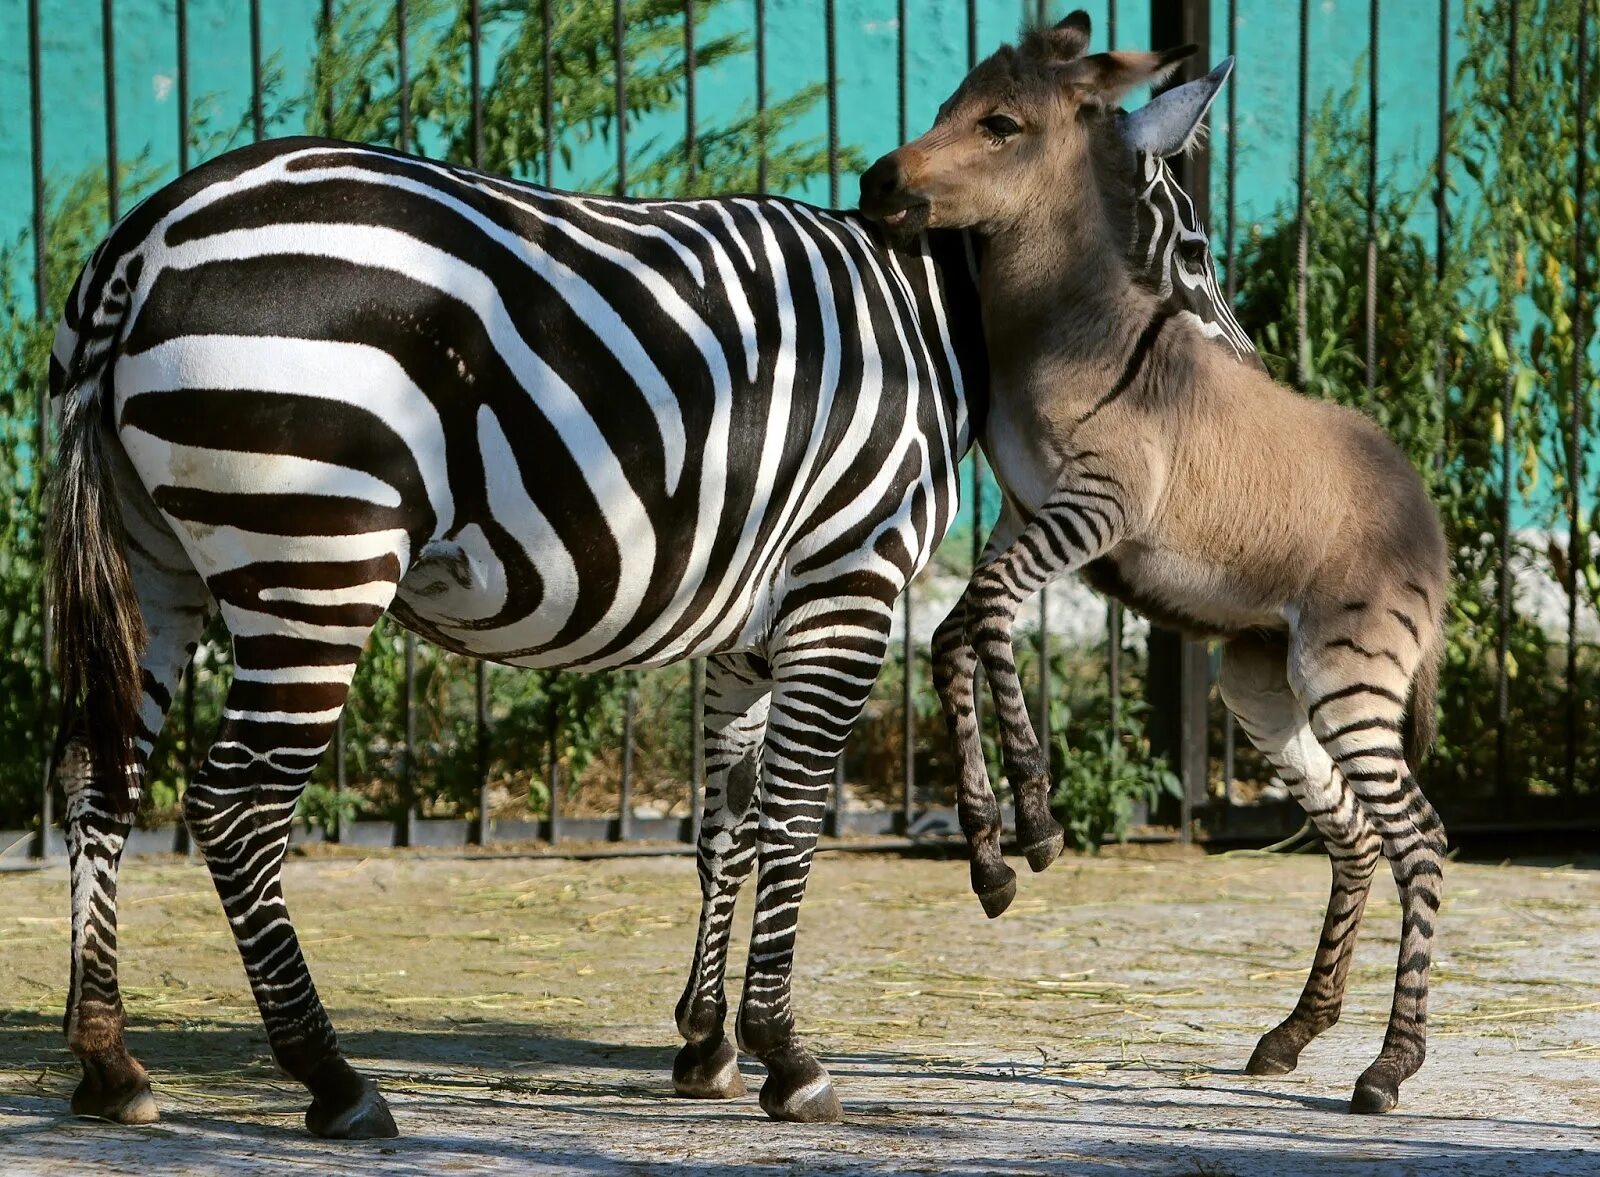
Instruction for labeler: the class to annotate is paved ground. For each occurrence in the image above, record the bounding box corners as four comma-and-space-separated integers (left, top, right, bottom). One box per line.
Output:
1, 845, 1596, 1175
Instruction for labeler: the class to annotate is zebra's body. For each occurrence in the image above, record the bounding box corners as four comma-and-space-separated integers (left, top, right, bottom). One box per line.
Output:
50, 119, 1240, 1132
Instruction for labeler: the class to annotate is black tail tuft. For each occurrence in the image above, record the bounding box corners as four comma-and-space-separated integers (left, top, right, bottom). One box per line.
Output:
1406, 631, 1441, 768
48, 350, 147, 813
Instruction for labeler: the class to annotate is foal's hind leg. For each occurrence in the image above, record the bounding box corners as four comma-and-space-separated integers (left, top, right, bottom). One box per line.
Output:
1292, 599, 1446, 1114
674, 653, 770, 1099
62, 456, 211, 1125
1218, 633, 1382, 1079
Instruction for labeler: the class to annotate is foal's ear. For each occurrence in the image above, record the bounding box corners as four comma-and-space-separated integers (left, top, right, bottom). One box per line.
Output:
1122, 56, 1235, 158
1057, 44, 1198, 108
1038, 10, 1093, 61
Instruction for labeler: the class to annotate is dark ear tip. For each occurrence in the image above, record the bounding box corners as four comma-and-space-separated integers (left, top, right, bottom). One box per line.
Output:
1057, 10, 1092, 33
1163, 42, 1201, 63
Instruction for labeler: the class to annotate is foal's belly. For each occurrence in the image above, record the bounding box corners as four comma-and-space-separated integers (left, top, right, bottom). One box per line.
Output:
1083, 546, 1288, 640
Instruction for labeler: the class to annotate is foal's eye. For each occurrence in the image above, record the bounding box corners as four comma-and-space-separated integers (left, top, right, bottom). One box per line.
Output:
978, 114, 1022, 141
1177, 236, 1209, 263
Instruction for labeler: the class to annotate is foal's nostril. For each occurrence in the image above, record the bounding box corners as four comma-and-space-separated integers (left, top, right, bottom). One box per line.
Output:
860, 157, 901, 206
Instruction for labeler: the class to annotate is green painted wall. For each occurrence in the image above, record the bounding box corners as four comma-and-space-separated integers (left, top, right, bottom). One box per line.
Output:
0, 1, 1456, 272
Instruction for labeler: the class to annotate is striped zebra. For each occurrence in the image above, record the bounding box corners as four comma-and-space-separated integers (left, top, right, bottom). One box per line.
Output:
47, 77, 1245, 1144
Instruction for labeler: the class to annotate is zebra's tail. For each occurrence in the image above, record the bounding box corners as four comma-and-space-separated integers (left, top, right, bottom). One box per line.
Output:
48, 314, 147, 813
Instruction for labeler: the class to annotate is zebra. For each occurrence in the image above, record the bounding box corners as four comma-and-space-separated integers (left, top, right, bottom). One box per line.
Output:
47, 67, 1247, 1143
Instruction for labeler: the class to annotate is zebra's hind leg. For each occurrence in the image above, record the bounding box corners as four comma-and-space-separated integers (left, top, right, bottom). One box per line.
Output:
1293, 599, 1446, 1115
932, 601, 1016, 917
185, 565, 403, 1139
1218, 632, 1382, 1079
674, 653, 771, 1100
735, 622, 887, 1123
63, 453, 212, 1126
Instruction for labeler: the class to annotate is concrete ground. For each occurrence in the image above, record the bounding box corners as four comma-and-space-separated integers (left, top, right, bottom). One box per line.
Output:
1, 845, 1596, 1175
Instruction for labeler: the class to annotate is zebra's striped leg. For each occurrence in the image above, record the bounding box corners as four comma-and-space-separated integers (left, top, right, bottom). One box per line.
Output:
735, 630, 885, 1123
1294, 607, 1446, 1115
932, 602, 1016, 917
674, 654, 771, 1100
185, 593, 400, 1139
1218, 633, 1382, 1079
63, 471, 211, 1126
968, 488, 1123, 875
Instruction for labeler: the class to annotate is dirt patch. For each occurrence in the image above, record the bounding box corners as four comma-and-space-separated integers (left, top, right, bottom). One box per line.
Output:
2, 848, 1597, 1174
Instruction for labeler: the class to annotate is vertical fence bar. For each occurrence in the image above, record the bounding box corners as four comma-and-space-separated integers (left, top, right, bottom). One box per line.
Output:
1434, 0, 1449, 471
1294, 0, 1309, 390
30, 0, 51, 858
543, 0, 555, 186
690, 658, 706, 846
1364, 0, 1379, 403
755, 0, 767, 193
614, 0, 627, 195
547, 700, 561, 845
249, 0, 263, 142
1565, 0, 1589, 795
178, 658, 194, 853
619, 680, 636, 840
1495, 0, 1519, 800
333, 688, 346, 841
1035, 590, 1050, 756
399, 635, 416, 846
396, 0, 410, 151
826, 0, 839, 206
470, 0, 489, 845
1107, 0, 1117, 49
177, 0, 189, 173
1224, 0, 1237, 301
685, 1, 697, 192
322, 0, 335, 136
102, 0, 118, 223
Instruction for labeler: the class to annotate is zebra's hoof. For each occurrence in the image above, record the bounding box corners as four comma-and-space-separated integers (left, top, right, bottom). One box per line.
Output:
1021, 826, 1065, 873
673, 1037, 747, 1099
1245, 1041, 1299, 1077
759, 1060, 842, 1123
71, 1073, 159, 1126
976, 874, 1017, 919
1350, 1078, 1399, 1115
306, 1080, 399, 1139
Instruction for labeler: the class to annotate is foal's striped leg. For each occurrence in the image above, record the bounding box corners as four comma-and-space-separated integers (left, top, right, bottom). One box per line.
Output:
674, 653, 771, 1100
183, 560, 404, 1139
1219, 633, 1382, 1078
964, 484, 1126, 895
735, 614, 888, 1122
1294, 600, 1446, 1114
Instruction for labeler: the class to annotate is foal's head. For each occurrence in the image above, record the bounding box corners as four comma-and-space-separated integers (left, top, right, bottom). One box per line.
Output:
859, 15, 1196, 250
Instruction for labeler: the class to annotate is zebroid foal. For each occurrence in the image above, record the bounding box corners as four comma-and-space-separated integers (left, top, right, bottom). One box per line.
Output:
861, 19, 1450, 1117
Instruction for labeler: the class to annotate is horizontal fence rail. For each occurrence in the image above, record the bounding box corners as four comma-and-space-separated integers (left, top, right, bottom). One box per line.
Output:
1, 0, 1595, 867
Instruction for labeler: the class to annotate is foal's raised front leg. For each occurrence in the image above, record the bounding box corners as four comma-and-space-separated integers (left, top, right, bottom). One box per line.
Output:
965, 480, 1128, 901
674, 653, 771, 1100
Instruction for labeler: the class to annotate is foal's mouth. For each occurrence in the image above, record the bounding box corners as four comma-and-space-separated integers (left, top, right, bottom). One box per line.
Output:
861, 196, 932, 238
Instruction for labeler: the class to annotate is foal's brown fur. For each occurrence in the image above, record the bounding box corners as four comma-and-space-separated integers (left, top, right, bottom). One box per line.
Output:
861, 17, 1449, 1116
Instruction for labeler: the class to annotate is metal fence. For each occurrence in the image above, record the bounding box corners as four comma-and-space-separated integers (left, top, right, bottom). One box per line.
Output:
3, 0, 1596, 862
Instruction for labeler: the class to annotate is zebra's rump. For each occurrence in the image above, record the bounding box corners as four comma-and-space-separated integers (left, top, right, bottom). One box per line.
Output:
67, 138, 973, 672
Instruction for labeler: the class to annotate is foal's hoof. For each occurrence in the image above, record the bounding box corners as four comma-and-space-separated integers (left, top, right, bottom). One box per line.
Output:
71, 1074, 159, 1125
673, 1037, 747, 1099
1245, 1036, 1301, 1077
1021, 825, 1066, 873
976, 874, 1018, 919
1350, 1078, 1399, 1115
759, 1059, 842, 1123
306, 1079, 399, 1139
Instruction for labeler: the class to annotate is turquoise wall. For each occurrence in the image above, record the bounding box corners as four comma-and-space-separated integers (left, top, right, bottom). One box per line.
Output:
0, 0, 1458, 295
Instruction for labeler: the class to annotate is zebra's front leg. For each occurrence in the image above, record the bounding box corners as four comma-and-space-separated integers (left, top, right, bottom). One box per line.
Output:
932, 602, 1016, 917
674, 654, 771, 1100
969, 484, 1125, 875
735, 627, 884, 1122
186, 594, 401, 1139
